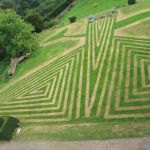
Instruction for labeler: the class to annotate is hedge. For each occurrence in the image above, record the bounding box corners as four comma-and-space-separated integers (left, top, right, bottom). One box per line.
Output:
128, 0, 136, 5
0, 116, 19, 141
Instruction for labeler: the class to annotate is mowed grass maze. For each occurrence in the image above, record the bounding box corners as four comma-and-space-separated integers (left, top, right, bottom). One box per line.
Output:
0, 5, 150, 140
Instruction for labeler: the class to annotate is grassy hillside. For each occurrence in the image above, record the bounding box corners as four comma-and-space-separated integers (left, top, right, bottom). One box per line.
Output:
63, 0, 127, 22
0, 0, 150, 140
117, 0, 150, 21
115, 17, 150, 38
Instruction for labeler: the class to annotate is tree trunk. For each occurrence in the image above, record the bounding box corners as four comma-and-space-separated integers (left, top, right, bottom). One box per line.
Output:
8, 53, 30, 76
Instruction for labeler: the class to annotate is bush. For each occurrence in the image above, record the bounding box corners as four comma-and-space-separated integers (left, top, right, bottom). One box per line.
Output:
0, 117, 19, 141
49, 18, 59, 28
128, 0, 136, 5
44, 18, 59, 29
25, 11, 44, 33
69, 16, 77, 23
0, 118, 4, 127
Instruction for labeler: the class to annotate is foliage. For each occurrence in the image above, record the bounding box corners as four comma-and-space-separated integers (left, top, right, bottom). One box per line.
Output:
0, 118, 4, 127
51, 20, 59, 28
25, 11, 43, 32
45, 0, 75, 20
29, 0, 40, 8
0, 0, 75, 30
44, 18, 59, 29
0, 116, 19, 141
69, 16, 77, 23
128, 0, 136, 5
0, 10, 37, 59
0, 0, 74, 22
0, 0, 40, 15
1, 0, 15, 9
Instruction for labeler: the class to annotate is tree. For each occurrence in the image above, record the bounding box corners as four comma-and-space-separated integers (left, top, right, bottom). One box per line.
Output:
29, 0, 40, 8
0, 9, 37, 59
69, 16, 77, 23
1, 0, 19, 13
25, 11, 43, 32
128, 0, 136, 5
1, 0, 15, 9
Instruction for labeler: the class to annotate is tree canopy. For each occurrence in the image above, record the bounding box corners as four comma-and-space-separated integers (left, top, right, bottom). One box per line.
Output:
0, 10, 37, 59
25, 11, 43, 33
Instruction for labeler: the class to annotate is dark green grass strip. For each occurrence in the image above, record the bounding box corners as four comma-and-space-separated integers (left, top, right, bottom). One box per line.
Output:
114, 11, 150, 29
44, 28, 67, 43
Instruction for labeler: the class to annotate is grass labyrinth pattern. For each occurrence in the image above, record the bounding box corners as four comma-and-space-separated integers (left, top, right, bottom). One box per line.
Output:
0, 16, 150, 124
105, 37, 150, 119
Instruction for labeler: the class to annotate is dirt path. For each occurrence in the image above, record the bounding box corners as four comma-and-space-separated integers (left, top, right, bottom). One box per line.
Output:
0, 137, 149, 150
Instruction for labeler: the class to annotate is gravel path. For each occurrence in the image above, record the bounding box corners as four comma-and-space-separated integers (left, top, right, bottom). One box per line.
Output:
0, 137, 150, 150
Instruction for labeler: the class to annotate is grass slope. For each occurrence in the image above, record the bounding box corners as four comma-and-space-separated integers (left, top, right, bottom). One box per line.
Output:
117, 0, 150, 21
0, 0, 150, 140
0, 29, 82, 89
115, 17, 150, 38
115, 11, 150, 29
63, 0, 127, 22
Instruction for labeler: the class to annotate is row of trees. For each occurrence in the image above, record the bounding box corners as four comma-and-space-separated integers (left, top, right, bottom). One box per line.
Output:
1, 0, 40, 15
0, 0, 75, 32
0, 0, 44, 32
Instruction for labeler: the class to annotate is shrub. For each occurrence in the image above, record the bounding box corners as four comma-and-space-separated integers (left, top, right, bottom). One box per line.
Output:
44, 18, 59, 29
128, 0, 136, 5
0, 117, 19, 141
25, 11, 44, 33
0, 118, 4, 127
69, 16, 77, 23
49, 18, 59, 28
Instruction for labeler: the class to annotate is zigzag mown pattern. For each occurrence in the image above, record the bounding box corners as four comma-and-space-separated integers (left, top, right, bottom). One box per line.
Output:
104, 37, 150, 119
0, 16, 149, 124
0, 47, 85, 123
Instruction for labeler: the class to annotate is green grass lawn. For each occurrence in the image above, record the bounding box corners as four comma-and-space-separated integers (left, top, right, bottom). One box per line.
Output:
119, 0, 150, 15
115, 17, 150, 38
0, 33, 80, 89
115, 11, 150, 29
62, 0, 127, 23
0, 0, 150, 141
124, 18, 150, 37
